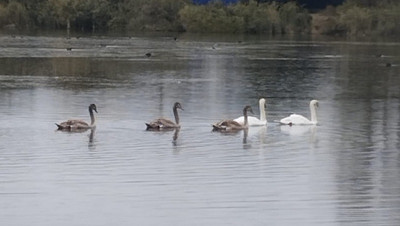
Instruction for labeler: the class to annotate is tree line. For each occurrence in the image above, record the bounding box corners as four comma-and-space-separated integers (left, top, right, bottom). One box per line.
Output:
314, 0, 400, 36
0, 0, 399, 36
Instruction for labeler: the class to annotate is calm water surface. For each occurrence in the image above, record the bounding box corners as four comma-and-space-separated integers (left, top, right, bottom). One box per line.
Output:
0, 33, 399, 225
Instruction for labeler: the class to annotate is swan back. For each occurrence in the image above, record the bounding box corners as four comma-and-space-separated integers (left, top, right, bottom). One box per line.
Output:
280, 100, 319, 125
280, 113, 313, 125
234, 116, 266, 126
212, 119, 243, 131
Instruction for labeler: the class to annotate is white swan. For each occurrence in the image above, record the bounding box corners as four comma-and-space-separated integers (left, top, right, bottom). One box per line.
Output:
280, 100, 319, 125
234, 98, 267, 126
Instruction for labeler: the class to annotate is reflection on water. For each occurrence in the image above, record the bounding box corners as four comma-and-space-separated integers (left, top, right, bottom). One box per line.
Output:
0, 34, 400, 226
172, 128, 180, 144
88, 128, 96, 150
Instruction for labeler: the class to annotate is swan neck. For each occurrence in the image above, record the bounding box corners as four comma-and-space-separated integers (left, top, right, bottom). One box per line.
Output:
310, 103, 317, 123
173, 107, 179, 125
259, 101, 266, 121
89, 107, 95, 126
243, 108, 248, 127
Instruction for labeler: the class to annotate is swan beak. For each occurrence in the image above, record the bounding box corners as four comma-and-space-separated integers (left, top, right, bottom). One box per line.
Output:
94, 109, 98, 113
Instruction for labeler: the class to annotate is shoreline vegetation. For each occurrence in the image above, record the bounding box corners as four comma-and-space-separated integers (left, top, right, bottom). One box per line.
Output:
0, 0, 399, 37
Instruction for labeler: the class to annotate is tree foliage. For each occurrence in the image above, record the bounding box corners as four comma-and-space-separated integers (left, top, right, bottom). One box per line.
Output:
180, 0, 310, 34
123, 0, 189, 32
0, 0, 398, 36
336, 0, 400, 36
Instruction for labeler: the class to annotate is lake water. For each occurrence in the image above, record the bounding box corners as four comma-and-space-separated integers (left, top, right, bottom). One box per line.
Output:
0, 33, 399, 226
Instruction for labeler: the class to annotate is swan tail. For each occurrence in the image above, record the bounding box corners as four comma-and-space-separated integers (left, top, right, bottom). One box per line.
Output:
212, 124, 225, 131
146, 123, 160, 130
56, 123, 73, 130
55, 123, 64, 130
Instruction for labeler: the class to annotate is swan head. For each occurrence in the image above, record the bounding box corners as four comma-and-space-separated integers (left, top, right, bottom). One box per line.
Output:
173, 102, 184, 111
310, 100, 319, 108
244, 105, 254, 114
89, 104, 98, 113
259, 98, 266, 108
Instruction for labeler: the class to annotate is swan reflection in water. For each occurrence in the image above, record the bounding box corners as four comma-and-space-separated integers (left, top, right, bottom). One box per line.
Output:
146, 127, 181, 145
280, 124, 317, 143
280, 124, 316, 135
242, 128, 249, 145
172, 128, 180, 146
55, 124, 96, 150
213, 126, 249, 145
88, 128, 96, 150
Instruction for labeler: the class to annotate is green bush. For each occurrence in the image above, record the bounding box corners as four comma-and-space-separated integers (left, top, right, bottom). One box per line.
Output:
279, 1, 311, 34
124, 0, 189, 32
179, 2, 244, 33
337, 3, 372, 36
180, 0, 310, 34
1, 0, 399, 37
337, 1, 400, 36
373, 4, 400, 35
0, 4, 7, 28
230, 1, 282, 34
34, 0, 59, 29
3, 1, 29, 29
